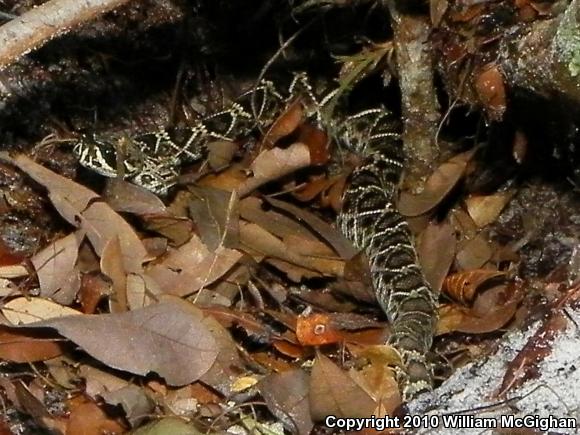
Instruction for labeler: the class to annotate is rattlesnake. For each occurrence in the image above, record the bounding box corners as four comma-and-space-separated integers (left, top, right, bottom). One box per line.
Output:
72, 74, 438, 400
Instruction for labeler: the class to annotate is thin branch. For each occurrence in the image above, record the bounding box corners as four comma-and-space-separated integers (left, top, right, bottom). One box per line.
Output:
0, 0, 134, 70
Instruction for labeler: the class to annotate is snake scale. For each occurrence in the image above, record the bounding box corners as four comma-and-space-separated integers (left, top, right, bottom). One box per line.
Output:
72, 74, 438, 400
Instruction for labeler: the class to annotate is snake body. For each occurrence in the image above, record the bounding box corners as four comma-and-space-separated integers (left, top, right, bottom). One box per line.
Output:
72, 74, 438, 399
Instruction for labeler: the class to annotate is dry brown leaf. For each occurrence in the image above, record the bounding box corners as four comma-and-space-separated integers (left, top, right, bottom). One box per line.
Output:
239, 197, 315, 241
259, 369, 313, 435
13, 298, 219, 385
146, 234, 242, 297
0, 326, 64, 362
31, 232, 83, 305
0, 265, 28, 278
261, 99, 304, 148
418, 220, 456, 293
100, 236, 128, 312
265, 197, 357, 259
103, 179, 168, 216
398, 150, 475, 217
131, 418, 202, 435
293, 174, 338, 202
197, 163, 247, 192
349, 347, 401, 417
143, 215, 194, 247
2, 154, 148, 275
464, 191, 514, 228
198, 313, 246, 396
310, 353, 376, 420
456, 232, 493, 270
443, 269, 507, 304
200, 305, 271, 341
188, 187, 239, 250
79, 273, 112, 314
431, 0, 449, 27
2, 297, 82, 324
450, 207, 479, 240
80, 363, 153, 426
239, 221, 343, 277
207, 140, 237, 170
237, 143, 311, 197
100, 385, 154, 427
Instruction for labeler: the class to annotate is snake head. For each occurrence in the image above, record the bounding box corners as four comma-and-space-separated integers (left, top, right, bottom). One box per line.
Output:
73, 134, 143, 178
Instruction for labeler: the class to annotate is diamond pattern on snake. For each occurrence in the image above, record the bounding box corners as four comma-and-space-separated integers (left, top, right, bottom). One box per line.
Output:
72, 73, 439, 400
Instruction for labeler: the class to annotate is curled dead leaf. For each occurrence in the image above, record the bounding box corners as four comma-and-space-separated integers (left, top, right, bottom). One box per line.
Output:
437, 284, 520, 335
443, 269, 507, 304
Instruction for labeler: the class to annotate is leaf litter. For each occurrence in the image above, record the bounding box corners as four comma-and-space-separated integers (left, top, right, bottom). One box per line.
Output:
0, 39, 577, 434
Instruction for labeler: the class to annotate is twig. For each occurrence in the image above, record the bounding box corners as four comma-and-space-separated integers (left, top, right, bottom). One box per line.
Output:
0, 0, 134, 70
386, 0, 440, 188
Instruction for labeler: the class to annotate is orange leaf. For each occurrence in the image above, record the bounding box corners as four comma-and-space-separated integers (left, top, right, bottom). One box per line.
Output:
296, 123, 330, 165
475, 64, 507, 121
0, 327, 63, 362
262, 99, 304, 148
66, 395, 126, 435
296, 313, 344, 346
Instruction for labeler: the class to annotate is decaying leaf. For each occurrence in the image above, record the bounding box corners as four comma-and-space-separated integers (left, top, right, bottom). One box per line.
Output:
207, 140, 237, 170
309, 353, 376, 420
259, 369, 313, 435
31, 231, 83, 305
146, 234, 242, 297
239, 221, 343, 278
12, 298, 219, 386
399, 150, 475, 217
349, 345, 401, 416
198, 312, 246, 396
